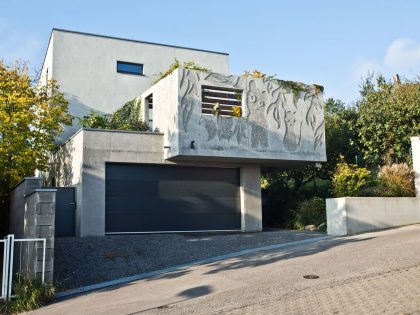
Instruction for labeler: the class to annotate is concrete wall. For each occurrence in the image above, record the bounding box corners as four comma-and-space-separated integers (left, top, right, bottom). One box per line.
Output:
22, 190, 56, 283
48, 129, 263, 236
9, 177, 43, 237
144, 68, 326, 164
412, 137, 420, 196
326, 197, 420, 236
42, 29, 229, 142
141, 70, 180, 156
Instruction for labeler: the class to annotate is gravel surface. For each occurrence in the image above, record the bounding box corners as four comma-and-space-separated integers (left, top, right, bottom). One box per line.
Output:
54, 229, 323, 291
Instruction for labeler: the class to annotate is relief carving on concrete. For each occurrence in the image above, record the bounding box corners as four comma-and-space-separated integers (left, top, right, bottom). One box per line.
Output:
283, 110, 302, 152
204, 73, 240, 87
305, 92, 325, 150
174, 69, 325, 159
200, 116, 217, 141
245, 80, 269, 150
180, 69, 200, 132
265, 81, 283, 129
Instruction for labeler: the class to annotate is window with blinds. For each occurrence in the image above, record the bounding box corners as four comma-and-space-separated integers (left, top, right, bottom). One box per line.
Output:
201, 85, 243, 117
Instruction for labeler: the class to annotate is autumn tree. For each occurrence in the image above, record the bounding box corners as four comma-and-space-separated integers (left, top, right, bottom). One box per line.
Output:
0, 61, 72, 235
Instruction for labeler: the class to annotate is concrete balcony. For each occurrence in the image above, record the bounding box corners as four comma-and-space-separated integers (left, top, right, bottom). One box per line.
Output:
141, 68, 326, 165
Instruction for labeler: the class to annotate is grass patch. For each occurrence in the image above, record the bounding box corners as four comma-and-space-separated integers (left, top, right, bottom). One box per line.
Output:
0, 277, 55, 314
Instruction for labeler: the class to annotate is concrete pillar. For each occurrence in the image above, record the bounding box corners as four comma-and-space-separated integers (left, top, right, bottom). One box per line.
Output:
240, 165, 262, 232
412, 137, 420, 196
24, 189, 56, 283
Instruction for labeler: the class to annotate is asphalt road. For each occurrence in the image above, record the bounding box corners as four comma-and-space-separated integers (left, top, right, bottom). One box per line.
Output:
28, 225, 420, 315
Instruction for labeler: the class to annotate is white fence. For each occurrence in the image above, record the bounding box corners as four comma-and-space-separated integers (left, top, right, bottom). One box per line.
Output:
1, 234, 46, 301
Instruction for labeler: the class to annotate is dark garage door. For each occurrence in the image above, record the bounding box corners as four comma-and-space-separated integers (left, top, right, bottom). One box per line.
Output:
105, 163, 241, 233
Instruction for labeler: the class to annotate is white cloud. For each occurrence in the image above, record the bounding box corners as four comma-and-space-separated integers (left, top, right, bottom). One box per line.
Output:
384, 38, 420, 69
344, 37, 420, 103
351, 59, 382, 83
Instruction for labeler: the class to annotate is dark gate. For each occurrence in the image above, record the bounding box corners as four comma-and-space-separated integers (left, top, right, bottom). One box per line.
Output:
105, 163, 241, 233
55, 187, 76, 237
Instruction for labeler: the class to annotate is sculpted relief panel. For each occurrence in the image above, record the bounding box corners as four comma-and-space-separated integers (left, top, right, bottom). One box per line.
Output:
176, 69, 326, 160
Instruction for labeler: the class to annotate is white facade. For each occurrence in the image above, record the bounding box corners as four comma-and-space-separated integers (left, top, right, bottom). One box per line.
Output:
40, 29, 229, 142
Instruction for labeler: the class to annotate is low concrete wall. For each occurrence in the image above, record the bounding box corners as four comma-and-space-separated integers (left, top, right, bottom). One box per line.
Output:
326, 197, 420, 236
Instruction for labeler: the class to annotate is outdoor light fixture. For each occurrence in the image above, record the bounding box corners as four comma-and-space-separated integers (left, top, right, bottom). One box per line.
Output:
190, 141, 196, 149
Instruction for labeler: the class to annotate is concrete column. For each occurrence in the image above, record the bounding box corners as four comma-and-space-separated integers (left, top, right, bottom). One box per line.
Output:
240, 165, 262, 232
411, 137, 420, 196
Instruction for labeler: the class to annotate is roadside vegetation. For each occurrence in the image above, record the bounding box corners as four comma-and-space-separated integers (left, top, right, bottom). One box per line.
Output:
0, 277, 55, 314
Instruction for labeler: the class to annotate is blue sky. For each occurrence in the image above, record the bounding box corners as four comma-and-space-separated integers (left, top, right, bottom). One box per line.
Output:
1, 0, 419, 104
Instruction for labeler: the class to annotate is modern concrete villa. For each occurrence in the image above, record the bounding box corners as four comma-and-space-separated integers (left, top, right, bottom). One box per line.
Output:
37, 29, 327, 237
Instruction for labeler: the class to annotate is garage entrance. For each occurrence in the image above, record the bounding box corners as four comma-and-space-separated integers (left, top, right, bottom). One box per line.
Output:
105, 163, 241, 233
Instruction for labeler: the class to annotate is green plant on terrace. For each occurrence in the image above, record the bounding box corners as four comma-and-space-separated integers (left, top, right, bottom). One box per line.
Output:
77, 97, 148, 131
242, 69, 323, 97
154, 59, 211, 84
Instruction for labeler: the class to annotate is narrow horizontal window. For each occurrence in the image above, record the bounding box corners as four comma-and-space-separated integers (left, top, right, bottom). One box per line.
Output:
117, 61, 143, 75
201, 85, 243, 117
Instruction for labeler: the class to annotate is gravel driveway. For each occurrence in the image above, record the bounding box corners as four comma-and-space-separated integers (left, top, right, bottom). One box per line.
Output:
54, 229, 323, 291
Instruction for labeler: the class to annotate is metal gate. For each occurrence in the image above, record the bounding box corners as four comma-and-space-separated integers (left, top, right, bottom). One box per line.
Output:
1, 235, 46, 301
55, 187, 76, 237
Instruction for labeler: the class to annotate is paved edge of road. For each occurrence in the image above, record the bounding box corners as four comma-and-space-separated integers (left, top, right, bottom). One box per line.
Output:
56, 235, 334, 300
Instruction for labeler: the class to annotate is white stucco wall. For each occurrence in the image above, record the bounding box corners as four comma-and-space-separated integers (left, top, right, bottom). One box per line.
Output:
42, 29, 229, 142
38, 33, 54, 87
147, 68, 326, 163
326, 197, 420, 236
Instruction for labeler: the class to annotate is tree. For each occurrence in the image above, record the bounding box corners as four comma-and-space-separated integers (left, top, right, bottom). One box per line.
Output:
323, 98, 360, 174
357, 74, 420, 166
0, 61, 72, 235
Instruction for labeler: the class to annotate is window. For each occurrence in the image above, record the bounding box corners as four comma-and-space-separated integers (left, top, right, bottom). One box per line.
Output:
201, 85, 243, 117
117, 61, 143, 75
146, 93, 153, 130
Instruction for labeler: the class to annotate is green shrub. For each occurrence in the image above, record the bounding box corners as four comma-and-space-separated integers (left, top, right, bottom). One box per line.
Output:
332, 157, 372, 197
377, 163, 415, 197
0, 278, 55, 314
78, 97, 148, 131
155, 59, 211, 84
294, 197, 326, 230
